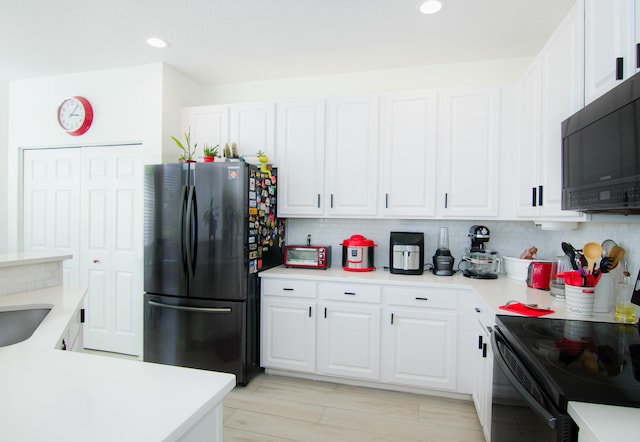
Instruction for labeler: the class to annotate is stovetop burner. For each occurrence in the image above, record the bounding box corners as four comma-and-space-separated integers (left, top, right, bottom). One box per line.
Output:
496, 315, 640, 409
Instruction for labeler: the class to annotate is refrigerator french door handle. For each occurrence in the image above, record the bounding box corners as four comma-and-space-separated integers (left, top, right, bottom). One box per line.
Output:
148, 300, 232, 313
185, 185, 196, 278
178, 185, 188, 277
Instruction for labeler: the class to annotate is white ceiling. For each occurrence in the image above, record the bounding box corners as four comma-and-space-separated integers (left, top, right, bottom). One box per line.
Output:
0, 0, 577, 85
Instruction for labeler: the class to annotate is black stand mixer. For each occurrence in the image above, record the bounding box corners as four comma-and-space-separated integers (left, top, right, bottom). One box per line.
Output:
460, 225, 501, 279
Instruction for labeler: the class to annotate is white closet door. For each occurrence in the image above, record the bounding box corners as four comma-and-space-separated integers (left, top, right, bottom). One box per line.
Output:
23, 148, 81, 287
81, 146, 143, 356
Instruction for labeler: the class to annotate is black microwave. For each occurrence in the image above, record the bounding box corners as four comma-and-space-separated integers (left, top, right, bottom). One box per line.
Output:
561, 70, 640, 214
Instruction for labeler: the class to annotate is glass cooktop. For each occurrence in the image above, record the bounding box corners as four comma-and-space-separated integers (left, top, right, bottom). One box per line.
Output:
495, 315, 640, 410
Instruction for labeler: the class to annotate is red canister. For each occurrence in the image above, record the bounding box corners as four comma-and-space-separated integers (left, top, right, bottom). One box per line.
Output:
341, 234, 377, 272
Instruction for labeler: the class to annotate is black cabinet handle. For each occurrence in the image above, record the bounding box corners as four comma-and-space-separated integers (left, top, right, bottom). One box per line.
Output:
538, 185, 543, 206
415, 297, 429, 301
80, 308, 85, 323
391, 313, 394, 325
308, 306, 312, 317
344, 292, 356, 296
482, 342, 488, 358
282, 288, 294, 291
444, 193, 448, 208
478, 335, 483, 350
317, 194, 321, 208
636, 44, 640, 69
616, 57, 624, 80
532, 187, 537, 207
330, 193, 334, 208
324, 307, 327, 318
385, 193, 389, 209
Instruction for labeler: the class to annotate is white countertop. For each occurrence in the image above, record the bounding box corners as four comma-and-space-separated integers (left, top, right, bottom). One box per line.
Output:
260, 265, 640, 441
0, 252, 73, 268
0, 286, 235, 441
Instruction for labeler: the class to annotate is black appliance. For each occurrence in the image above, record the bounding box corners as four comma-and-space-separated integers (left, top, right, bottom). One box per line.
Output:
143, 162, 284, 385
461, 225, 500, 279
389, 232, 424, 275
491, 315, 640, 441
432, 227, 454, 276
561, 69, 640, 214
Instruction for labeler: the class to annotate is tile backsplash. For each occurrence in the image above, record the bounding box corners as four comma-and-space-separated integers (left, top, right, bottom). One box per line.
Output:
286, 218, 640, 278
0, 261, 63, 296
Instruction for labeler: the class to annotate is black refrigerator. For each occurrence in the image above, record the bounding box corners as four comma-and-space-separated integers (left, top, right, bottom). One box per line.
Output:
143, 162, 284, 385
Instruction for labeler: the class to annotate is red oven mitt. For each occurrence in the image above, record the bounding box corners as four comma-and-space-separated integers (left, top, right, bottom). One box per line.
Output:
499, 302, 555, 317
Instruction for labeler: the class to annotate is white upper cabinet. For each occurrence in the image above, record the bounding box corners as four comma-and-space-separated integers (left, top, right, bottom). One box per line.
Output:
230, 102, 276, 158
515, 58, 543, 218
182, 105, 229, 157
585, 0, 637, 105
538, 1, 587, 219
275, 99, 326, 217
325, 96, 379, 217
380, 92, 437, 218
515, 1, 587, 221
437, 87, 501, 218
182, 102, 275, 159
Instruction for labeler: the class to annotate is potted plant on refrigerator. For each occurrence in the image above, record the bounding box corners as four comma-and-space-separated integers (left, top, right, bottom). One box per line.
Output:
203, 144, 219, 162
172, 128, 197, 163
256, 150, 271, 177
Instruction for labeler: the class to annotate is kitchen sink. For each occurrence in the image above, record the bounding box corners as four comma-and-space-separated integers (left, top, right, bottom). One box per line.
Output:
0, 306, 52, 347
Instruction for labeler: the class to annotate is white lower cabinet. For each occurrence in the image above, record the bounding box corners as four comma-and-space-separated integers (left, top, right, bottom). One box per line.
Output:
261, 298, 316, 373
261, 277, 473, 396
261, 279, 317, 373
471, 299, 494, 442
381, 286, 458, 390
57, 305, 85, 352
317, 281, 381, 380
318, 302, 381, 380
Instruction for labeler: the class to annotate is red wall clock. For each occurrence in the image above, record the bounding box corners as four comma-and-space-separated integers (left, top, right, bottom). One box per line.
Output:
57, 96, 94, 136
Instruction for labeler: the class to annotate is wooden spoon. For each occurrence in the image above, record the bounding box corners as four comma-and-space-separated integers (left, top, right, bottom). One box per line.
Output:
608, 245, 626, 270
583, 242, 602, 273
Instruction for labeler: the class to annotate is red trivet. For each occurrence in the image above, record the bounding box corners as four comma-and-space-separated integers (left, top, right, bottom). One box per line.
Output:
499, 302, 555, 317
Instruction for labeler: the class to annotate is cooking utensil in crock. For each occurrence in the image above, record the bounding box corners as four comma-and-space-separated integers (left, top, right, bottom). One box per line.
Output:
561, 242, 579, 270
608, 245, 626, 270
583, 242, 602, 274
601, 239, 617, 257
556, 271, 585, 287
504, 300, 553, 311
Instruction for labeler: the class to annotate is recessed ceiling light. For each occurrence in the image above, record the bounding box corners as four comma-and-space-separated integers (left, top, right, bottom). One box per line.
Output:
146, 37, 168, 49
419, 0, 443, 14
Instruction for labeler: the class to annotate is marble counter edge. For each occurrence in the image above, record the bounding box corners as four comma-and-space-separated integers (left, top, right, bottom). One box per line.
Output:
568, 401, 640, 441
0, 252, 73, 268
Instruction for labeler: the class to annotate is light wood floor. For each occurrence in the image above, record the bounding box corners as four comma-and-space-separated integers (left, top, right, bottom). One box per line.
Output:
223, 373, 484, 442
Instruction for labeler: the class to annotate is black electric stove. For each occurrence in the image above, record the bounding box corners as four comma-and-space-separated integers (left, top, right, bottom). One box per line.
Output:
495, 315, 640, 410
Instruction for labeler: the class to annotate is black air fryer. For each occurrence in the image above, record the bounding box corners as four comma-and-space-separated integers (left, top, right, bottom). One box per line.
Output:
389, 232, 424, 275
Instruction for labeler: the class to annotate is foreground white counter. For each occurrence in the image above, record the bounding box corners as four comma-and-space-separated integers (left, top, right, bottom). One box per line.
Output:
0, 286, 235, 441
260, 266, 640, 442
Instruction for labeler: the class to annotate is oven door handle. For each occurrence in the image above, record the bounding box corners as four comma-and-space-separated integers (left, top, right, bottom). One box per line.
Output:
491, 330, 558, 429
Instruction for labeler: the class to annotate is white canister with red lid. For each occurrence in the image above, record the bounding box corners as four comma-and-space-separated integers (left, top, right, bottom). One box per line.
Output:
341, 234, 377, 272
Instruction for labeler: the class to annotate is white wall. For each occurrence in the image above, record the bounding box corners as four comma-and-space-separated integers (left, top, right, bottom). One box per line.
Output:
161, 64, 205, 163
7, 63, 171, 252
203, 58, 533, 104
